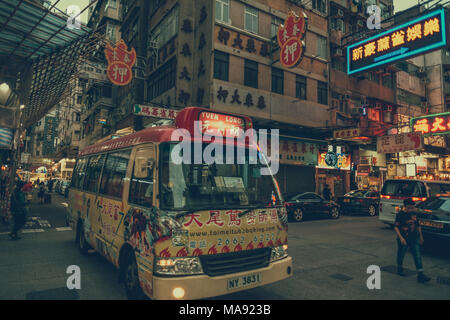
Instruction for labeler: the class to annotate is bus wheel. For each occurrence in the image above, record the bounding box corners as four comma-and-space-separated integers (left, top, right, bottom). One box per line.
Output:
77, 221, 89, 255
123, 251, 144, 300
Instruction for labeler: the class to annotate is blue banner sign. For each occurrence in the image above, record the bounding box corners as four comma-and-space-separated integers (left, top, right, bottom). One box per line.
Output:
0, 127, 13, 149
347, 8, 447, 75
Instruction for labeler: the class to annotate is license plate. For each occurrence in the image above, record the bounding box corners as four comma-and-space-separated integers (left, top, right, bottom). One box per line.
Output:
419, 220, 444, 229
344, 199, 350, 203
227, 273, 262, 290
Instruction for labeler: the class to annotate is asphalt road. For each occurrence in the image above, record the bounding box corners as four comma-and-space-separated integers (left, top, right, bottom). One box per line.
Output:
1, 193, 450, 300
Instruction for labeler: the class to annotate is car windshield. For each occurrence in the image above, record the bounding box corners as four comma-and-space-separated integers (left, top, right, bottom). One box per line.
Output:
159, 143, 282, 210
381, 180, 426, 197
417, 197, 450, 212
344, 190, 366, 197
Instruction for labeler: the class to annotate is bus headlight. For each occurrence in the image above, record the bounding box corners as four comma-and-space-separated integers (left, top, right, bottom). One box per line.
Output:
270, 244, 288, 262
154, 257, 204, 275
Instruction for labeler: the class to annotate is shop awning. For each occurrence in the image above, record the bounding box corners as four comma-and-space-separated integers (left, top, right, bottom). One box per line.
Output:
0, 0, 95, 128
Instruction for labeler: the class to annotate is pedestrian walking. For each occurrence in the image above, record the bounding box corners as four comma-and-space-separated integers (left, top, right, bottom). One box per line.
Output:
48, 179, 54, 193
38, 182, 45, 205
322, 184, 332, 201
9, 180, 28, 240
394, 198, 431, 283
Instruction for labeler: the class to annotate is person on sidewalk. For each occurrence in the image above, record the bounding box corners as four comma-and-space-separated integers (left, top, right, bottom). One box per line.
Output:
38, 182, 45, 205
9, 180, 28, 240
394, 198, 431, 283
322, 184, 332, 201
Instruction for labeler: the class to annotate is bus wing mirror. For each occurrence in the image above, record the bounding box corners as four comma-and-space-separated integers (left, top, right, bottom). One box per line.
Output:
135, 158, 154, 179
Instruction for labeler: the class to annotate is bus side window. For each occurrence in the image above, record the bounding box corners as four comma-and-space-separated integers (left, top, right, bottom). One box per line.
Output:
129, 148, 155, 208
84, 154, 106, 193
99, 150, 131, 198
72, 157, 88, 189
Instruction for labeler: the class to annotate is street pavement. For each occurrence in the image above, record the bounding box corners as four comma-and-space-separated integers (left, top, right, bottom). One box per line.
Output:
1, 193, 450, 300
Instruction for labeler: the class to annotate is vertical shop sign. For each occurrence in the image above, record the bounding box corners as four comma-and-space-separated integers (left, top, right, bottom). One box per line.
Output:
277, 11, 307, 68
105, 39, 136, 86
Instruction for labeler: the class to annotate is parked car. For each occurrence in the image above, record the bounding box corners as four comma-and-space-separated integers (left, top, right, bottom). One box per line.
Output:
284, 192, 340, 222
415, 194, 450, 239
337, 189, 379, 216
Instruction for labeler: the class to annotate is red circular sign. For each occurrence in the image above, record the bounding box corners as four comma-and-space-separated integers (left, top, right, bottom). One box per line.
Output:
107, 61, 133, 86
280, 38, 304, 68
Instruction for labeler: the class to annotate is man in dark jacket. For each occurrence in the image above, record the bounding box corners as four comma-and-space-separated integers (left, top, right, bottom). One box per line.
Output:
394, 198, 430, 283
322, 184, 332, 200
9, 180, 28, 240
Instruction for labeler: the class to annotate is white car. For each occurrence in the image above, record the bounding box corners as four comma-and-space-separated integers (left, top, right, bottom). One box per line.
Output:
379, 179, 450, 226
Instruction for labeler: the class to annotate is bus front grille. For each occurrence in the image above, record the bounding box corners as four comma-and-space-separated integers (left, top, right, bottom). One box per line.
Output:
199, 248, 271, 277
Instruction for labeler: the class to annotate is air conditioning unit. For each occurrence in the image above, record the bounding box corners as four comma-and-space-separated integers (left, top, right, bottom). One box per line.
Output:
333, 48, 343, 57
351, 107, 364, 116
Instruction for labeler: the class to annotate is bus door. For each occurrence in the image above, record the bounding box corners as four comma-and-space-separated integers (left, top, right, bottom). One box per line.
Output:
82, 154, 106, 248
97, 150, 133, 250
123, 145, 156, 256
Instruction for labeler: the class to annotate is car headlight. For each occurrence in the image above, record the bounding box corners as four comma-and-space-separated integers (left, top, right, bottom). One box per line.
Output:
154, 257, 204, 276
270, 244, 288, 262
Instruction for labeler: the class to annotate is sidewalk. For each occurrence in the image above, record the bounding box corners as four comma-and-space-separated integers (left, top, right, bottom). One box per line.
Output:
0, 190, 68, 236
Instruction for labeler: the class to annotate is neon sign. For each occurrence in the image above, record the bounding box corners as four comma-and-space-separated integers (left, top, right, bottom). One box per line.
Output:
347, 8, 446, 75
411, 112, 450, 136
277, 11, 307, 68
198, 112, 245, 137
104, 39, 136, 86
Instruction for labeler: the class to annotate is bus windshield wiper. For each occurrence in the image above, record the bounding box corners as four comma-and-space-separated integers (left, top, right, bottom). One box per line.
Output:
238, 204, 270, 218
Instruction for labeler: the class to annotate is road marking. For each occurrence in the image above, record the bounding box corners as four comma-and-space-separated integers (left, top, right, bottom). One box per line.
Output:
0, 232, 10, 236
22, 229, 45, 233
55, 227, 72, 231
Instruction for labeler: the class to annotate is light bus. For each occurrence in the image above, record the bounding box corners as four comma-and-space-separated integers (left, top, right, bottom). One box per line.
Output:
68, 107, 292, 300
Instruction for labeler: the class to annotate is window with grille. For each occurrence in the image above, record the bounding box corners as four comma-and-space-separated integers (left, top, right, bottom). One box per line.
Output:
245, 6, 259, 34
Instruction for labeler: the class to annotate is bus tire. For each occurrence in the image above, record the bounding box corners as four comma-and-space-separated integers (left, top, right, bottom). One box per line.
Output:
123, 250, 145, 300
76, 221, 89, 255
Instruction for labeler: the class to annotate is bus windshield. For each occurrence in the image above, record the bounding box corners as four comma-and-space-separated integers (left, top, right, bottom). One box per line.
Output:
159, 142, 281, 211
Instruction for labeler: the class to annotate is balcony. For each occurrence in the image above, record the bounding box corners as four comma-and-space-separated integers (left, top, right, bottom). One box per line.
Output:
331, 69, 395, 103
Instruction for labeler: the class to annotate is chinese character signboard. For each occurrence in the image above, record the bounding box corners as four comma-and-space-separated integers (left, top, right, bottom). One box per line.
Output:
134, 105, 179, 120
105, 39, 136, 86
377, 132, 423, 153
410, 112, 450, 136
347, 8, 446, 75
279, 139, 319, 166
317, 152, 351, 170
357, 165, 371, 176
333, 128, 360, 139
277, 11, 307, 68
198, 111, 246, 137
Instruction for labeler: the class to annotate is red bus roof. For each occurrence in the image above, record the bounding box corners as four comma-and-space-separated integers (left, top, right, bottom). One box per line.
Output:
78, 107, 256, 157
